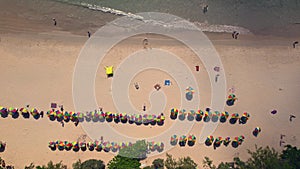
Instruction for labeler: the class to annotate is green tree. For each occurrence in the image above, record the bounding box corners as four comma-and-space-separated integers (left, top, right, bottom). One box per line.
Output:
107, 155, 141, 169
245, 145, 281, 169
73, 159, 105, 169
24, 163, 35, 169
203, 157, 216, 169
280, 145, 300, 169
119, 140, 148, 160
164, 154, 177, 169
177, 156, 197, 169
152, 158, 164, 169
36, 161, 67, 169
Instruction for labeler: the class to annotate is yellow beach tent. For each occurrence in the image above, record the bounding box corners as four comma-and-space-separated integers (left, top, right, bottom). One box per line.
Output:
105, 66, 113, 78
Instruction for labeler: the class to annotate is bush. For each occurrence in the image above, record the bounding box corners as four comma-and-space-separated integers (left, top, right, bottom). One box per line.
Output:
107, 155, 141, 169
73, 159, 105, 169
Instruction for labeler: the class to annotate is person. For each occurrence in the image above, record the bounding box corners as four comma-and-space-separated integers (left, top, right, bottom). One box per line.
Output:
99, 107, 103, 112
61, 121, 64, 127
215, 74, 220, 82
280, 134, 286, 139
143, 38, 149, 49
88, 31, 91, 38
143, 104, 146, 111
60, 105, 64, 112
40, 111, 44, 118
134, 82, 139, 90
289, 115, 296, 122
232, 31, 236, 38
53, 18, 57, 26
203, 5, 208, 14
293, 41, 299, 48
234, 32, 239, 39
280, 140, 285, 147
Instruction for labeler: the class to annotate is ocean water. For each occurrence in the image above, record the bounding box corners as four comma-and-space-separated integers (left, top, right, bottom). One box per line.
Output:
52, 0, 300, 36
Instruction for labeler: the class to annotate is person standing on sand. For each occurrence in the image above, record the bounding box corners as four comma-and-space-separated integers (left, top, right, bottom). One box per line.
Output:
88, 31, 91, 38
52, 18, 57, 26
293, 41, 298, 48
203, 5, 208, 14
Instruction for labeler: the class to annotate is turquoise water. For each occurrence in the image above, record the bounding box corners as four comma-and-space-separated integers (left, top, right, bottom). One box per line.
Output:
52, 0, 300, 35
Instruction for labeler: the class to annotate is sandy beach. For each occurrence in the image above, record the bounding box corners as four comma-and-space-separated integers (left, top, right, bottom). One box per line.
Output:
0, 0, 300, 168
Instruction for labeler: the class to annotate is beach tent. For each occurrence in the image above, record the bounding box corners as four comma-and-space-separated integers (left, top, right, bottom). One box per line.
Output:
105, 66, 114, 78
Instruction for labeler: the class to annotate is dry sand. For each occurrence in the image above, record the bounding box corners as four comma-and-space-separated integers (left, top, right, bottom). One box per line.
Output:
0, 0, 300, 168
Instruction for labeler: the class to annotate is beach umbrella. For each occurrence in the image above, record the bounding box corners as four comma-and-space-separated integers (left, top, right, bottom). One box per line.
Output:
125, 142, 133, 148
220, 111, 229, 119
69, 111, 78, 122
20, 107, 29, 116
211, 111, 220, 122
253, 127, 261, 137
63, 111, 71, 121
30, 108, 39, 116
179, 109, 186, 120
105, 112, 113, 121
188, 110, 196, 120
232, 137, 240, 148
195, 110, 204, 121
76, 112, 84, 121
231, 113, 239, 119
114, 112, 120, 121
188, 134, 196, 146
87, 141, 95, 151
227, 93, 237, 106
148, 141, 156, 151
203, 111, 211, 122
170, 135, 178, 145
91, 110, 99, 121
8, 107, 18, 116
103, 142, 111, 152
85, 111, 92, 119
64, 141, 73, 150
56, 140, 65, 150
156, 142, 164, 151
98, 111, 105, 121
0, 106, 7, 117
47, 110, 56, 120
56, 110, 63, 121
95, 141, 102, 151
119, 142, 126, 149
128, 114, 135, 123
65, 141, 72, 149
170, 108, 179, 119
214, 136, 223, 145
179, 135, 187, 146
72, 141, 79, 151
143, 114, 149, 124
186, 86, 195, 101
120, 113, 127, 122
223, 137, 231, 146
48, 141, 56, 149
205, 136, 214, 146
240, 112, 250, 124
79, 142, 86, 149
135, 114, 143, 124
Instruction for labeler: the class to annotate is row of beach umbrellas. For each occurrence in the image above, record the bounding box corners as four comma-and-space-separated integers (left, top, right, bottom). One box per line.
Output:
46, 110, 165, 125
0, 106, 165, 125
48, 140, 164, 152
170, 108, 250, 124
170, 134, 197, 147
205, 135, 245, 148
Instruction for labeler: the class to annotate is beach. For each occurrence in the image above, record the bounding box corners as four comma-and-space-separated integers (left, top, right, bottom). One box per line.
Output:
0, 0, 300, 168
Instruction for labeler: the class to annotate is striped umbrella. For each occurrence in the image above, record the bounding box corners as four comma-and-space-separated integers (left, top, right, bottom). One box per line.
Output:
170, 135, 178, 145
48, 141, 56, 149
20, 107, 28, 115
72, 141, 79, 151
223, 137, 231, 146
30, 108, 39, 117
77, 112, 84, 120
65, 141, 73, 150
221, 111, 229, 119
103, 142, 111, 152
64, 111, 71, 121
231, 113, 239, 119
240, 112, 250, 124
56, 110, 63, 121
214, 136, 222, 145
195, 110, 204, 121
205, 135, 214, 144
95, 141, 102, 151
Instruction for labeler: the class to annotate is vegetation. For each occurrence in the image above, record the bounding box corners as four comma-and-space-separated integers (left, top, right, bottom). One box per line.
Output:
118, 140, 148, 160
203, 144, 300, 169
73, 159, 105, 169
107, 155, 141, 169
164, 153, 197, 169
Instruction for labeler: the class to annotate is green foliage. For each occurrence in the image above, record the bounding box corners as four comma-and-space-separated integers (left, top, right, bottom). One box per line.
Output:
165, 153, 197, 169
25, 163, 35, 169
107, 155, 141, 169
202, 157, 216, 169
73, 159, 105, 169
119, 140, 148, 160
152, 158, 164, 169
143, 166, 153, 169
280, 145, 300, 169
36, 161, 67, 169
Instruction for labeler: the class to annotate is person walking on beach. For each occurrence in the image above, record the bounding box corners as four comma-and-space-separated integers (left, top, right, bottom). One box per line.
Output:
293, 41, 298, 48
40, 111, 44, 118
143, 104, 146, 111
289, 114, 296, 122
88, 31, 91, 38
143, 38, 149, 49
52, 18, 57, 26
203, 5, 208, 14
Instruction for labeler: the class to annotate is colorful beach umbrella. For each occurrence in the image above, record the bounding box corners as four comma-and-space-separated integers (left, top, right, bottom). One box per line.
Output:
65, 141, 73, 150
214, 136, 223, 145
170, 108, 179, 119
205, 135, 214, 145
170, 135, 178, 145
223, 137, 231, 146
253, 127, 261, 137
8, 107, 18, 116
